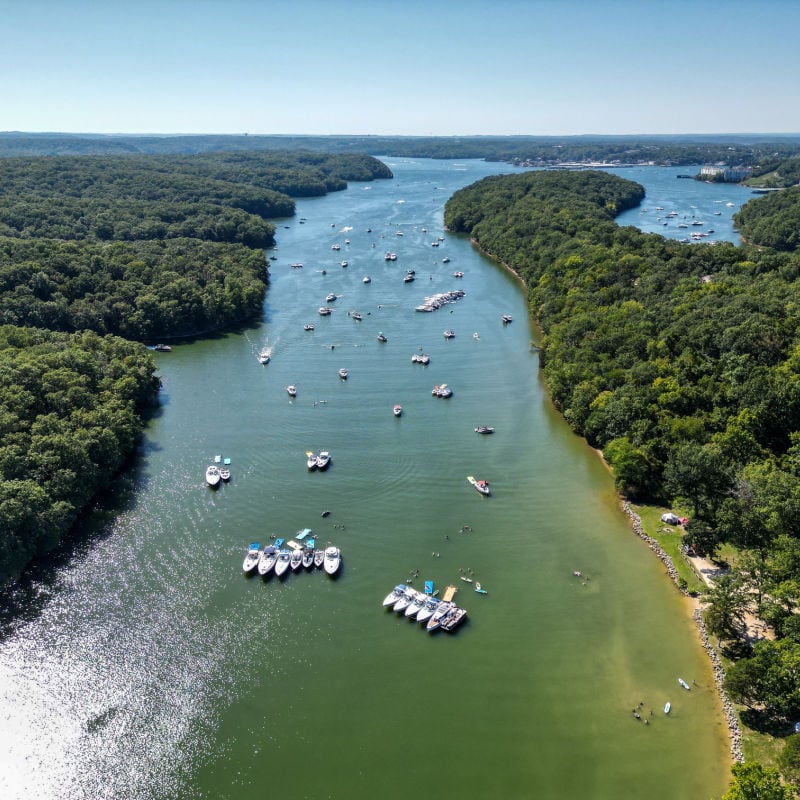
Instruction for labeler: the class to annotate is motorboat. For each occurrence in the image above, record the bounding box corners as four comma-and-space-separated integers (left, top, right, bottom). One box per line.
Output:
302, 549, 315, 569
467, 475, 491, 496
443, 330, 455, 339
287, 385, 297, 397
316, 451, 331, 470
242, 542, 261, 573
432, 384, 452, 398
452, 271, 464, 278
411, 353, 430, 364
274, 549, 292, 577
326, 293, 337, 302
338, 368, 349, 379
341, 260, 348, 267
220, 465, 231, 481
473, 332, 480, 340
393, 404, 402, 417
290, 549, 303, 571
440, 607, 468, 632
323, 545, 341, 575
442, 256, 450, 263
313, 549, 325, 568
377, 332, 387, 342
363, 275, 371, 283
206, 465, 221, 487
152, 343, 172, 352
318, 307, 333, 316
404, 590, 427, 619
290, 262, 304, 269
257, 545, 277, 576
351, 311, 362, 321
416, 596, 440, 625
475, 426, 494, 434
403, 273, 415, 283
258, 350, 271, 364
383, 584, 408, 607
393, 586, 417, 614
306, 451, 317, 470
678, 678, 691, 690
426, 601, 454, 631
331, 243, 341, 251
304, 323, 315, 331
501, 314, 513, 323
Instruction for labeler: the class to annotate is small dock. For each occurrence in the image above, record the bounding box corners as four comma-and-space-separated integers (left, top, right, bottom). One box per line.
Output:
442, 585, 458, 602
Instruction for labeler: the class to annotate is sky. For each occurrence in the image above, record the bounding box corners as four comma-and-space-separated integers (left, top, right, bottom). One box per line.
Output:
2, 0, 799, 137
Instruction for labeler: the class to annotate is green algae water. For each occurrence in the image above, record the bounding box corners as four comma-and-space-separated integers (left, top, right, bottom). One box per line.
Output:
0, 159, 732, 799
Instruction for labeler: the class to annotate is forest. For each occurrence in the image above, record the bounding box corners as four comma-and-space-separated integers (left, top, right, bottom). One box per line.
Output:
445, 170, 800, 783
0, 148, 392, 586
734, 186, 800, 251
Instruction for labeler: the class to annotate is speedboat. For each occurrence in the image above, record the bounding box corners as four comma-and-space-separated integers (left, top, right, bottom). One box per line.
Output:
452, 271, 464, 278
206, 465, 221, 487
393, 586, 416, 613
404, 590, 427, 619
416, 596, 440, 624
316, 451, 331, 470
257, 545, 277, 576
383, 584, 408, 607
242, 542, 261, 573
313, 549, 325, 568
341, 260, 348, 267
323, 546, 341, 575
443, 329, 455, 339
326, 293, 337, 302
318, 307, 333, 315
467, 476, 491, 496
440, 607, 468, 632
331, 243, 340, 251
290, 549, 303, 571
377, 332, 387, 342
302, 549, 315, 569
338, 368, 349, 379
393, 404, 402, 417
274, 549, 292, 577
473, 332, 480, 340
290, 262, 303, 268
152, 343, 171, 352
432, 384, 452, 398
501, 314, 513, 323
442, 256, 450, 263
475, 426, 494, 434
306, 451, 317, 470
426, 601, 454, 631
287, 385, 297, 397
351, 311, 362, 321
403, 273, 415, 283
220, 465, 231, 481
304, 323, 315, 331
258, 350, 270, 364
363, 276, 371, 283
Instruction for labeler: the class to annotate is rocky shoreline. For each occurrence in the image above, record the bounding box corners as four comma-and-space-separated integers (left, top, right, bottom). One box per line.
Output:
621, 501, 744, 763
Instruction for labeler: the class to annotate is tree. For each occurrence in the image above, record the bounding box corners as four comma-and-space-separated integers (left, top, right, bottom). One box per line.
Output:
722, 761, 792, 800
777, 734, 800, 791
703, 572, 750, 648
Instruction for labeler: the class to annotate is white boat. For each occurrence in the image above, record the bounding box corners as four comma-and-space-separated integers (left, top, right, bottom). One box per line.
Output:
404, 590, 427, 619
664, 702, 671, 714
474, 426, 494, 434
442, 256, 450, 263
302, 549, 315, 569
331, 243, 340, 251
363, 275, 371, 283
323, 545, 341, 575
403, 273, 415, 283
416, 596, 440, 624
678, 678, 691, 690
318, 307, 333, 315
306, 451, 317, 470
304, 323, 315, 331
452, 271, 464, 278
274, 549, 292, 577
341, 260, 348, 267
257, 545, 277, 576
467, 475, 491, 495
383, 584, 408, 607
242, 542, 261, 573
206, 465, 221, 487
290, 262, 304, 269
316, 451, 331, 470
432, 384, 453, 398
426, 600, 454, 631
289, 549, 303, 571
440, 607, 468, 632
473, 332, 480, 340
351, 312, 362, 321
219, 466, 231, 481
393, 586, 416, 613
258, 350, 271, 364
338, 368, 349, 379
443, 330, 455, 339
313, 549, 325, 568
393, 404, 402, 417
287, 385, 297, 397
501, 314, 513, 323
326, 293, 337, 302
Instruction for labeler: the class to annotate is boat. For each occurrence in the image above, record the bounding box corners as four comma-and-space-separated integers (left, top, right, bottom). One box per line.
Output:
363, 276, 371, 283
303, 323, 315, 331
205, 465, 221, 487
452, 271, 464, 278
257, 545, 277, 576
475, 582, 488, 594
313, 549, 325, 568
331, 243, 340, 251
393, 586, 416, 613
287, 385, 297, 397
306, 451, 317, 470
383, 584, 408, 607
323, 545, 341, 575
338, 368, 349, 379
416, 596, 440, 624
393, 404, 402, 417
351, 311, 362, 321
316, 451, 331, 470
258, 350, 271, 364
664, 702, 671, 714
403, 273, 415, 283
274, 549, 292, 577
290, 262, 304, 269
289, 549, 303, 571
443, 330, 455, 339
501, 314, 513, 323
678, 678, 691, 690
243, 542, 261, 573
474, 426, 494, 434
219, 465, 231, 481
302, 548, 315, 569
326, 293, 337, 302
426, 600, 454, 631
411, 353, 430, 364
432, 384, 452, 398
341, 260, 348, 267
442, 256, 450, 263
377, 332, 387, 342
460, 575, 473, 583
467, 475, 491, 496
318, 307, 333, 315
440, 606, 468, 632
404, 590, 427, 619
473, 332, 480, 340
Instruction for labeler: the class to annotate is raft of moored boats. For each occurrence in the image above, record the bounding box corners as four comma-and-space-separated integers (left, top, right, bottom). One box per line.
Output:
243, 537, 341, 579
381, 583, 467, 632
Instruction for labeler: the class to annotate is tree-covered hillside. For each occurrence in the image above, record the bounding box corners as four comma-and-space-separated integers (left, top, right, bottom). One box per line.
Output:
734, 187, 800, 251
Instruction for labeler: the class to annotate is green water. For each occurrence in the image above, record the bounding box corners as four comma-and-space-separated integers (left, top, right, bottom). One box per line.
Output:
0, 159, 729, 799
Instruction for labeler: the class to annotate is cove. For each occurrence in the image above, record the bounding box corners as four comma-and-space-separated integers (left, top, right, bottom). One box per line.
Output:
0, 158, 730, 800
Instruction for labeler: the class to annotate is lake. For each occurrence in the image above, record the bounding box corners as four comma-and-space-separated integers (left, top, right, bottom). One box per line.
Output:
0, 158, 735, 799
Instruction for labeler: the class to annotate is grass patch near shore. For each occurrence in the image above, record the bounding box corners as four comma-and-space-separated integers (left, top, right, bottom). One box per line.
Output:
629, 503, 705, 595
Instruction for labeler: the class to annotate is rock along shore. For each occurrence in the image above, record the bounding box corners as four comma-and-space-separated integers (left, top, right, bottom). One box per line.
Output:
621, 500, 744, 763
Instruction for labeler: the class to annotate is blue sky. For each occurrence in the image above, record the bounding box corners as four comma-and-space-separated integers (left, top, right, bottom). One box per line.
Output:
2, 0, 799, 136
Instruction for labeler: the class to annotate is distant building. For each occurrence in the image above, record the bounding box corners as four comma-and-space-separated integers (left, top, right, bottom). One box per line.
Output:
700, 165, 752, 181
